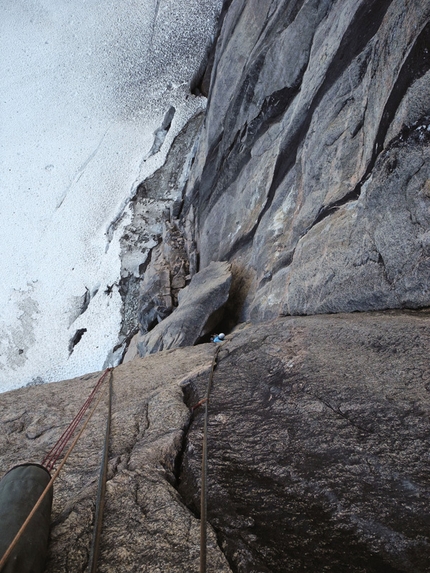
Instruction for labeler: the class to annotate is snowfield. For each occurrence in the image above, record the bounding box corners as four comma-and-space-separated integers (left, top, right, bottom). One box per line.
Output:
0, 0, 222, 392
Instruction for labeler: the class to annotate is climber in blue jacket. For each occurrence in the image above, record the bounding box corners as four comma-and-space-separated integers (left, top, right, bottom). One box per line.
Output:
212, 333, 225, 343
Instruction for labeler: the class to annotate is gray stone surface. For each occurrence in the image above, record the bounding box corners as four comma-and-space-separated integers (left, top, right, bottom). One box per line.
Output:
1, 312, 429, 571
181, 0, 430, 320
256, 126, 430, 317
179, 311, 430, 573
3, 2, 430, 571
118, 112, 204, 343
0, 347, 232, 573
136, 261, 232, 357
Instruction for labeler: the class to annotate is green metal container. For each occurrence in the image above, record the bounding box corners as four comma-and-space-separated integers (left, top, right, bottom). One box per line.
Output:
0, 463, 52, 573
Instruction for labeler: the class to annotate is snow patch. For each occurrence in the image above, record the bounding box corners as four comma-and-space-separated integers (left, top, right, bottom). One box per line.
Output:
0, 0, 222, 392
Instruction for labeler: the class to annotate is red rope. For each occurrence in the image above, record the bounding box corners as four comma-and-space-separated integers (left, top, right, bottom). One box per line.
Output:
41, 368, 112, 472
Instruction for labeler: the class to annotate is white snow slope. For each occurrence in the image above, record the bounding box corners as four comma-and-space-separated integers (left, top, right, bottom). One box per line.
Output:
0, 0, 222, 392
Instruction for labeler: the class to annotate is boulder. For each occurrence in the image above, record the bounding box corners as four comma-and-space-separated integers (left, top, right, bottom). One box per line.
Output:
136, 261, 232, 357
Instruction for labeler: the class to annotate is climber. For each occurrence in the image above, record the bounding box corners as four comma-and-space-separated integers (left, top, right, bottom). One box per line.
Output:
212, 333, 225, 343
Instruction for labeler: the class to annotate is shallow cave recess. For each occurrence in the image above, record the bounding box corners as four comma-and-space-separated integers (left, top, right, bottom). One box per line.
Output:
195, 266, 248, 345
195, 309, 236, 345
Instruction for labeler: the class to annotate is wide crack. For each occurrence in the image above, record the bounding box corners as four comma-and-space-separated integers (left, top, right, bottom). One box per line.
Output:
171, 358, 237, 571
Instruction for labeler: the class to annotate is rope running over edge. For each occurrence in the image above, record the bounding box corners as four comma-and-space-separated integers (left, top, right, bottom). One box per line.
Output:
0, 371, 111, 572
200, 345, 221, 573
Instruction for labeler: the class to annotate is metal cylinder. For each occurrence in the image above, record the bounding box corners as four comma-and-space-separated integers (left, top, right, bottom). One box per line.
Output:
0, 463, 52, 573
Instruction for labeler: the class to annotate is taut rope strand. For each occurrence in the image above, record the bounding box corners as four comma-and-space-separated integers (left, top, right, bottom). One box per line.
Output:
42, 368, 112, 472
200, 345, 221, 573
88, 370, 113, 573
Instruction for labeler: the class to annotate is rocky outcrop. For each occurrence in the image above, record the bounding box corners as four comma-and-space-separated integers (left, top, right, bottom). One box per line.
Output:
117, 111, 205, 348
136, 218, 190, 335
135, 261, 232, 357
179, 310, 430, 573
125, 0, 430, 341
180, 0, 430, 320
2, 1, 430, 572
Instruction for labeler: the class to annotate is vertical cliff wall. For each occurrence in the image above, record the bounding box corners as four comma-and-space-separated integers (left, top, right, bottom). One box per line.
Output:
181, 0, 430, 321
1, 4, 430, 571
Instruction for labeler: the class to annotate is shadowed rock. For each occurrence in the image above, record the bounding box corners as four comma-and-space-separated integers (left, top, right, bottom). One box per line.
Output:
1, 312, 429, 571
179, 310, 430, 573
181, 0, 430, 320
2, 1, 430, 571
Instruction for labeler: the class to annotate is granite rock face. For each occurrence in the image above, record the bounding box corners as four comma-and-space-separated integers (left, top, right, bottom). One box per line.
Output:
181, 0, 430, 320
0, 347, 232, 573
117, 112, 204, 346
179, 311, 430, 573
1, 313, 429, 572
2, 1, 430, 571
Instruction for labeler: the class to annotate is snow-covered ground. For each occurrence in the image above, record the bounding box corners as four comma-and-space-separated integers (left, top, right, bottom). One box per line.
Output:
0, 0, 221, 392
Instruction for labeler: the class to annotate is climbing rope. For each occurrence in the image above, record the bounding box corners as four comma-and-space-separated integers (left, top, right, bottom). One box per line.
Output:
199, 345, 221, 573
88, 370, 113, 573
42, 368, 112, 472
0, 372, 110, 572
2, 343, 225, 573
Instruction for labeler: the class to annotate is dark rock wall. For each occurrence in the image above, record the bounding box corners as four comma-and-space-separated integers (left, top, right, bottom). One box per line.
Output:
182, 0, 430, 320
2, 312, 429, 572
179, 311, 430, 573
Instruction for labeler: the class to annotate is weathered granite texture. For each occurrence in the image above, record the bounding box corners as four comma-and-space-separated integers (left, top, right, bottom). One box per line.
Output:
116, 111, 204, 346
135, 261, 232, 357
0, 346, 232, 573
1, 311, 428, 572
2, 2, 430, 571
180, 311, 430, 573
180, 0, 430, 320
